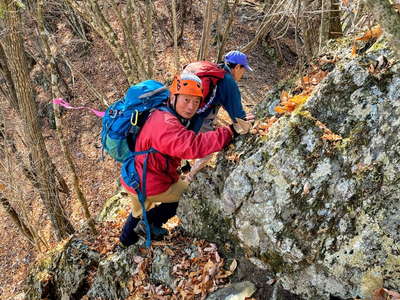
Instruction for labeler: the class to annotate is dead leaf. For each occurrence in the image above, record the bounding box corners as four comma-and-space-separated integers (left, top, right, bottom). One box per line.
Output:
290, 95, 309, 105
280, 90, 289, 102
355, 25, 383, 41
302, 182, 311, 195
373, 288, 400, 300
321, 133, 342, 141
392, 3, 400, 12
229, 259, 238, 272
373, 288, 388, 300
274, 106, 287, 114
351, 45, 357, 57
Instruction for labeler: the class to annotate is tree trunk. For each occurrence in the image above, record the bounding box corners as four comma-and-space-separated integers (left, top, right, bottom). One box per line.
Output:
145, 0, 154, 78
329, 0, 342, 39
171, 0, 180, 72
36, 0, 97, 235
197, 0, 213, 61
217, 0, 239, 62
1, 0, 75, 240
0, 44, 19, 112
318, 0, 330, 53
0, 194, 35, 244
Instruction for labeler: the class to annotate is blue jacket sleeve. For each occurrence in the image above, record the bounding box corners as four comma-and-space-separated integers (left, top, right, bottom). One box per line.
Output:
215, 73, 246, 121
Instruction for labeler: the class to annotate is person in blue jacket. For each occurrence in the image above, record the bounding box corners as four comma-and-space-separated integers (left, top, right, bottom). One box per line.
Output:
186, 50, 255, 179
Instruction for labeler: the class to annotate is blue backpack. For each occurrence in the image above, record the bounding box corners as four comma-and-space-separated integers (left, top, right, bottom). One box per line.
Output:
101, 80, 171, 248
101, 80, 170, 163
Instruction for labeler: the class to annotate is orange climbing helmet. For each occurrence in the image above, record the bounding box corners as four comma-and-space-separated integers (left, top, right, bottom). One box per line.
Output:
169, 73, 203, 99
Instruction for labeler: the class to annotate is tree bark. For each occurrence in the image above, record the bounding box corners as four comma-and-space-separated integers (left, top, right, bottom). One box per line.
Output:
217, 0, 239, 62
65, 0, 141, 83
0, 194, 35, 244
171, 0, 180, 72
318, 0, 329, 54
36, 0, 97, 235
197, 0, 213, 61
144, 0, 154, 78
0, 43, 19, 112
329, 0, 342, 39
1, 0, 74, 240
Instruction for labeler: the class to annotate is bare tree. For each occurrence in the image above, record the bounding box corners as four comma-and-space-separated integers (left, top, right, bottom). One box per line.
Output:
0, 191, 35, 245
216, 0, 240, 61
0, 44, 19, 112
0, 0, 75, 240
241, 0, 290, 53
198, 0, 213, 60
171, 0, 180, 72
64, 0, 149, 84
329, 0, 343, 39
36, 0, 97, 235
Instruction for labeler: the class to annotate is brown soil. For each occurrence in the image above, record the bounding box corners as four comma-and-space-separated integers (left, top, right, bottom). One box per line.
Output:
0, 1, 296, 299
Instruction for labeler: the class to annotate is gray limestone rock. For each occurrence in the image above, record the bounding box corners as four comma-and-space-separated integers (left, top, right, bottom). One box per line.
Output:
150, 248, 175, 289
24, 238, 100, 300
206, 281, 256, 300
178, 48, 400, 299
87, 244, 141, 299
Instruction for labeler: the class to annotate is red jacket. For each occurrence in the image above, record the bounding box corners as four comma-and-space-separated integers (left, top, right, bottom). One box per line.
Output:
121, 109, 233, 196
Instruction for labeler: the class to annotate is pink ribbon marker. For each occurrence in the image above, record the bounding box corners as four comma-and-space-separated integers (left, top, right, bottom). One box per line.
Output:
53, 98, 105, 118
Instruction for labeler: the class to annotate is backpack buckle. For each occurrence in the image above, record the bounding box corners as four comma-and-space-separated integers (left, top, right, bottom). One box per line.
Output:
110, 109, 119, 118
131, 110, 139, 126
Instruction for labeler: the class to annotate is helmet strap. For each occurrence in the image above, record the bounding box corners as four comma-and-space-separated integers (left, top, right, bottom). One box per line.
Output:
173, 94, 178, 111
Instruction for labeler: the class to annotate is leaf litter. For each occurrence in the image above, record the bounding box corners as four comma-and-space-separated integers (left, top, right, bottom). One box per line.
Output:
85, 212, 235, 299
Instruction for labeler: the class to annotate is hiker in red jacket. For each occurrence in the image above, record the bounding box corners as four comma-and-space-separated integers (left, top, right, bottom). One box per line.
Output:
119, 74, 250, 247
183, 50, 255, 180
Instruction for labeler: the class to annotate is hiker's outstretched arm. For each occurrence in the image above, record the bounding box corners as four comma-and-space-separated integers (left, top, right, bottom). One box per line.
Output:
152, 115, 233, 159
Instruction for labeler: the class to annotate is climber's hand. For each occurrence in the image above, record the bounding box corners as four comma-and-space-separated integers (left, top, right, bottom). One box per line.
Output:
231, 118, 252, 135
245, 112, 255, 122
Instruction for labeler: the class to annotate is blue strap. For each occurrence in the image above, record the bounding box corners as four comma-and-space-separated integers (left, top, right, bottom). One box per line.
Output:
135, 147, 158, 248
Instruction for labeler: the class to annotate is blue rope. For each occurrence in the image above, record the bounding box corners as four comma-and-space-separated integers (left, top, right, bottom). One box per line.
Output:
135, 147, 157, 248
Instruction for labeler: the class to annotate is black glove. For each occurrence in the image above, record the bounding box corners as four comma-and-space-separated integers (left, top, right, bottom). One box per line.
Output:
179, 161, 192, 174
229, 124, 240, 138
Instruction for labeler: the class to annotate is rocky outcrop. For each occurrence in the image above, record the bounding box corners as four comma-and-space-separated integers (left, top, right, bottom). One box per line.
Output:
24, 238, 100, 300
23, 41, 400, 300
178, 47, 400, 299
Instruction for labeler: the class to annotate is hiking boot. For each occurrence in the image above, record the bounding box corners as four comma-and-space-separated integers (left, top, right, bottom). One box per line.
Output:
136, 221, 169, 241
112, 242, 128, 253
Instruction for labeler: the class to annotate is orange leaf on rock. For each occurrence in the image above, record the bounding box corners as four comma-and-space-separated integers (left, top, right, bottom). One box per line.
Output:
280, 90, 289, 102
290, 95, 309, 105
351, 44, 357, 57
355, 25, 383, 41
275, 106, 287, 114
283, 102, 296, 112
311, 70, 328, 85
322, 133, 342, 141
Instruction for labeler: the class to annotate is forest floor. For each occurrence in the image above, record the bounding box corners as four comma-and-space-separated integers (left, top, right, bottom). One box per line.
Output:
0, 1, 298, 299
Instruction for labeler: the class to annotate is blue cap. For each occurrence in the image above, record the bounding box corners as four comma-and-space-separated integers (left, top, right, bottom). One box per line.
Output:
224, 50, 253, 71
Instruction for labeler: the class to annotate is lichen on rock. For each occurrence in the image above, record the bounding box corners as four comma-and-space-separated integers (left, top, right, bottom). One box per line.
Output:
178, 46, 400, 299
